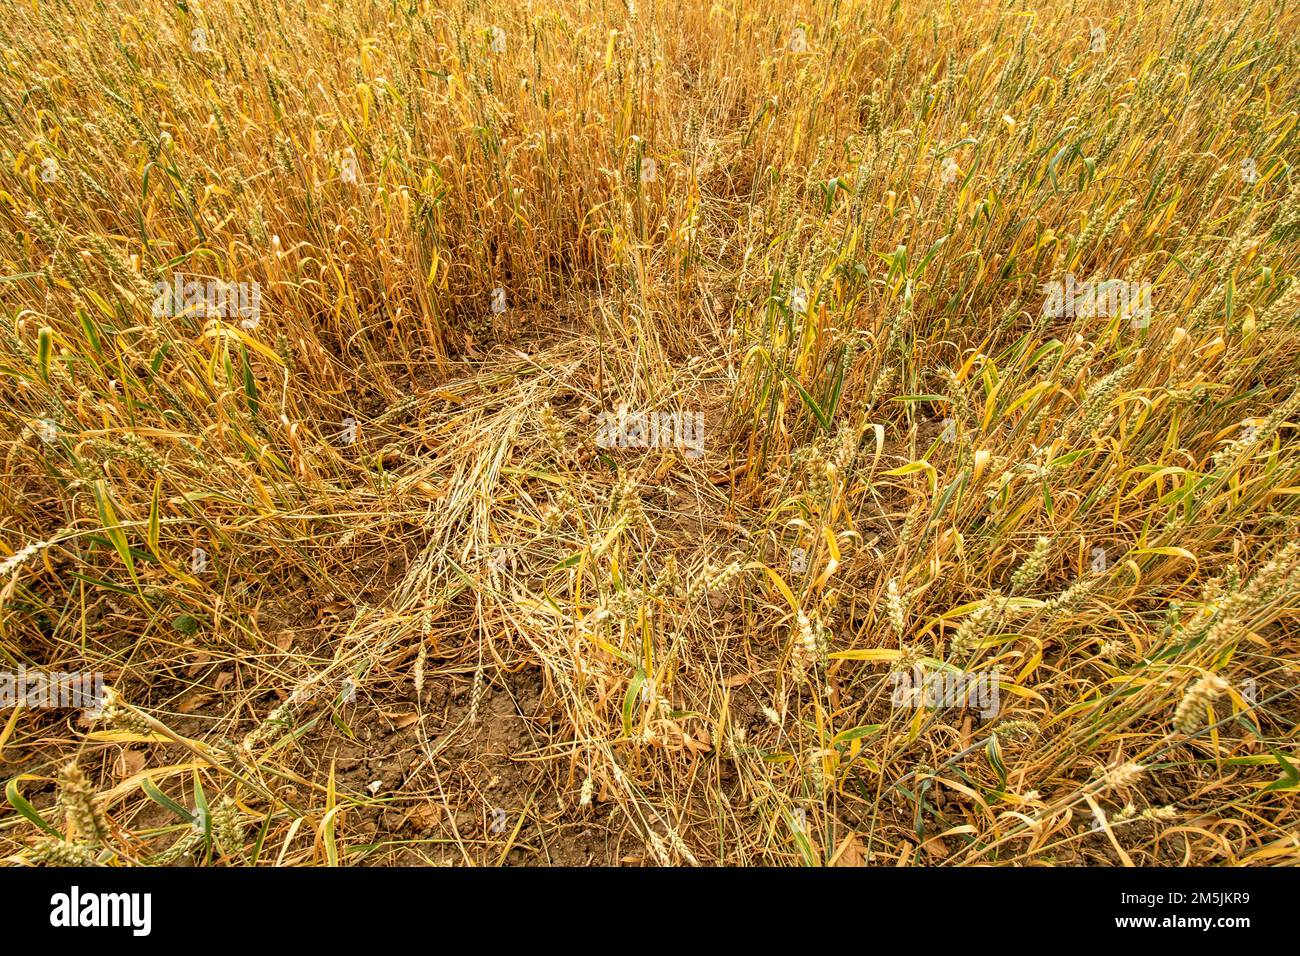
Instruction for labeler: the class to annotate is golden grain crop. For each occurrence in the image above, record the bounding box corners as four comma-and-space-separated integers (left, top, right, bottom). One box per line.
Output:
1, 0, 1299, 867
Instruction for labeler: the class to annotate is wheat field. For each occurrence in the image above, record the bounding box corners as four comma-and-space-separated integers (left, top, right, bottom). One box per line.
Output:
1, 0, 1299, 867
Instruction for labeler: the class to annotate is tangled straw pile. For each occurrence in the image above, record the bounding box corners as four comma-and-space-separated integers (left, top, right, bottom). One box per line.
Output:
1, 0, 1299, 866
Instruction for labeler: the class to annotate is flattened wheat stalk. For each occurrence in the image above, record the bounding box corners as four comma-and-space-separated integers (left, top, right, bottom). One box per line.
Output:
0, 539, 48, 577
